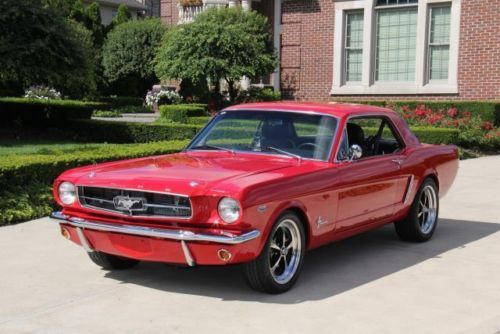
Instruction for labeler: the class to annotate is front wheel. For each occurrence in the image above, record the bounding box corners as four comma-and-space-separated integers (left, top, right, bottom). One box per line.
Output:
395, 178, 439, 242
244, 212, 306, 294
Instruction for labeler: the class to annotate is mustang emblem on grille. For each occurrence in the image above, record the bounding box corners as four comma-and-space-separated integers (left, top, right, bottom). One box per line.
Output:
113, 196, 146, 211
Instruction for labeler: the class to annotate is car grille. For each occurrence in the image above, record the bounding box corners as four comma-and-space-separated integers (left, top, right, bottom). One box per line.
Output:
77, 186, 192, 218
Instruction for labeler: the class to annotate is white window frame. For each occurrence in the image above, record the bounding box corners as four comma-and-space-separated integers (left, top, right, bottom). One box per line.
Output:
331, 0, 460, 95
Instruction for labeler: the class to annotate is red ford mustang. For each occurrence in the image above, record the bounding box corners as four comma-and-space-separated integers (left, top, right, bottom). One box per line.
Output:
51, 102, 458, 293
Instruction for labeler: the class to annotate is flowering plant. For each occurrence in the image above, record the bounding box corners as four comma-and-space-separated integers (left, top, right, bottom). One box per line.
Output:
398, 104, 499, 149
145, 89, 182, 106
24, 85, 62, 100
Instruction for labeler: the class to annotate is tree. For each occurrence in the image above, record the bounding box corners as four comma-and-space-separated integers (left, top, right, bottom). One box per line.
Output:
102, 19, 167, 97
112, 4, 132, 26
0, 0, 96, 97
155, 7, 277, 103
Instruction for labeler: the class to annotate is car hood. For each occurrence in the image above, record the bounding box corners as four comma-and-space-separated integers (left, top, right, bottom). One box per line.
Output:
62, 151, 296, 196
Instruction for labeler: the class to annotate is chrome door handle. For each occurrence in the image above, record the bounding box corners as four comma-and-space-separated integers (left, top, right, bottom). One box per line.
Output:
391, 159, 404, 166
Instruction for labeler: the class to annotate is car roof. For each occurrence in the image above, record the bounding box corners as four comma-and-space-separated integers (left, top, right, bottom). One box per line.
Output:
224, 101, 395, 118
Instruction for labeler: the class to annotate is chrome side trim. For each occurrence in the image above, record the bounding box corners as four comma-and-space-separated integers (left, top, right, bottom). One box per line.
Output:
76, 227, 94, 253
50, 211, 260, 245
181, 240, 195, 266
403, 175, 415, 204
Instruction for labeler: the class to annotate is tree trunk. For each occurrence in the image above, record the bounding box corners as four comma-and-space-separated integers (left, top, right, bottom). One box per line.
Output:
227, 80, 236, 104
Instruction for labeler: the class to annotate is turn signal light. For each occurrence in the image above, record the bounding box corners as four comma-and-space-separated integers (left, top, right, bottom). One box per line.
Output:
217, 249, 232, 262
61, 227, 71, 240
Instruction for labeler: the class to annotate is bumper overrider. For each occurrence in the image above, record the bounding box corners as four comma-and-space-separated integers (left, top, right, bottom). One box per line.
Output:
50, 211, 261, 266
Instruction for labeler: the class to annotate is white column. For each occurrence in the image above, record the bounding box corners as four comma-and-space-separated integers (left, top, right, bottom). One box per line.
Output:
240, 0, 252, 90
241, 0, 252, 11
228, 0, 237, 8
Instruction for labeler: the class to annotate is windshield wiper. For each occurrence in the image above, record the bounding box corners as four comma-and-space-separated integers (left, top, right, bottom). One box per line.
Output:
263, 146, 302, 162
190, 144, 235, 154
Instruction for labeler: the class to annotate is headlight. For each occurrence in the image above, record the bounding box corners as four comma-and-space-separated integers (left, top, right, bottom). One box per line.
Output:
218, 197, 241, 224
58, 182, 76, 205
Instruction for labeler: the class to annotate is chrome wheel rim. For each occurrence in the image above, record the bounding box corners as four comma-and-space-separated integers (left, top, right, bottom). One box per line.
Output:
269, 219, 302, 285
417, 185, 438, 234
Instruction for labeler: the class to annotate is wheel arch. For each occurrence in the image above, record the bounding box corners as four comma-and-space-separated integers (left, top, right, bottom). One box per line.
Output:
266, 201, 312, 250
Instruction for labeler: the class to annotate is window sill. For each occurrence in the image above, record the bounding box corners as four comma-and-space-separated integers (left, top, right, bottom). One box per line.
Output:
330, 83, 458, 95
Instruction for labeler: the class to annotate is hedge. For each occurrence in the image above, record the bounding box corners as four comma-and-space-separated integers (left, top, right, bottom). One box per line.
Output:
159, 104, 208, 123
97, 96, 144, 108
0, 120, 203, 143
65, 120, 203, 143
187, 116, 212, 125
0, 97, 104, 125
0, 140, 189, 225
334, 99, 500, 125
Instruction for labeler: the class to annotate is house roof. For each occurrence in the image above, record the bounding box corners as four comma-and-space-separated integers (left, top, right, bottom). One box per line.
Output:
90, 0, 147, 10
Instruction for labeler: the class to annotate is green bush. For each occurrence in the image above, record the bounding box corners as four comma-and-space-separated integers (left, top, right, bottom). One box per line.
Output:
0, 120, 203, 143
410, 127, 460, 145
0, 140, 189, 225
159, 104, 208, 123
0, 97, 103, 125
334, 99, 500, 125
65, 120, 203, 143
236, 87, 281, 103
103, 19, 167, 97
92, 110, 122, 118
187, 116, 212, 125
113, 105, 152, 114
97, 96, 144, 107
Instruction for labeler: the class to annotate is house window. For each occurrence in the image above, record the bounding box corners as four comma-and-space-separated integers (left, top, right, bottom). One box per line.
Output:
345, 12, 364, 82
375, 8, 417, 81
376, 0, 417, 5
428, 5, 451, 81
332, 0, 460, 95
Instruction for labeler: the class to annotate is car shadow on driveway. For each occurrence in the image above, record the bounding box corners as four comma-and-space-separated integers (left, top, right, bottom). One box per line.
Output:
104, 218, 500, 304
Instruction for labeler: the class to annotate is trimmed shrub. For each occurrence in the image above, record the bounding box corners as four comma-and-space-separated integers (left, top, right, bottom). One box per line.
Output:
236, 87, 281, 103
334, 99, 500, 125
113, 105, 153, 114
159, 104, 208, 123
0, 97, 103, 125
0, 140, 189, 225
64, 120, 203, 143
97, 96, 144, 107
411, 127, 460, 145
0, 120, 203, 143
187, 116, 212, 125
92, 110, 122, 118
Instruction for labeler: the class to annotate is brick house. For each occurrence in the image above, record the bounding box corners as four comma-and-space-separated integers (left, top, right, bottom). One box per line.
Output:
160, 0, 499, 101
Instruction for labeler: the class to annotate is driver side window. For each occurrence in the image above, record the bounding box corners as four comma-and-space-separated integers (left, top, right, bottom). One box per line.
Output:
337, 116, 402, 160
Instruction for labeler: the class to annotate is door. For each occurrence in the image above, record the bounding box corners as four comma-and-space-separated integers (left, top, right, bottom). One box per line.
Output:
334, 116, 408, 231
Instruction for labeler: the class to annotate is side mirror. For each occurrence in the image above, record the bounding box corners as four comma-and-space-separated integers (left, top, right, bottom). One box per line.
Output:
349, 144, 362, 161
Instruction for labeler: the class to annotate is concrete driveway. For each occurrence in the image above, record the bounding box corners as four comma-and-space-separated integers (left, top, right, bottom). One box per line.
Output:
1, 156, 499, 334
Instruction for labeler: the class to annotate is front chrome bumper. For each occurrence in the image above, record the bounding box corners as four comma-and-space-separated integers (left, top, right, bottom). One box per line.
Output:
50, 211, 261, 266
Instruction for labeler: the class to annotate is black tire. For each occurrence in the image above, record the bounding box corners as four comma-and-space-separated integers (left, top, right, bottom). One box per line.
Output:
88, 251, 140, 270
395, 178, 439, 242
244, 212, 306, 294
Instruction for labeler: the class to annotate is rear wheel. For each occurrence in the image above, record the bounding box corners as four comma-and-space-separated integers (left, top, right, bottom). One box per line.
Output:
88, 251, 139, 270
395, 178, 439, 242
244, 212, 306, 294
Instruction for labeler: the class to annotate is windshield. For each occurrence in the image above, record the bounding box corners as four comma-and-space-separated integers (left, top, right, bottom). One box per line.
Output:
187, 110, 338, 161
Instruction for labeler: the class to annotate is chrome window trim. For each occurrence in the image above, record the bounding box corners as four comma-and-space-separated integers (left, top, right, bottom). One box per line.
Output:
333, 112, 406, 163
76, 185, 194, 220
185, 108, 340, 163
